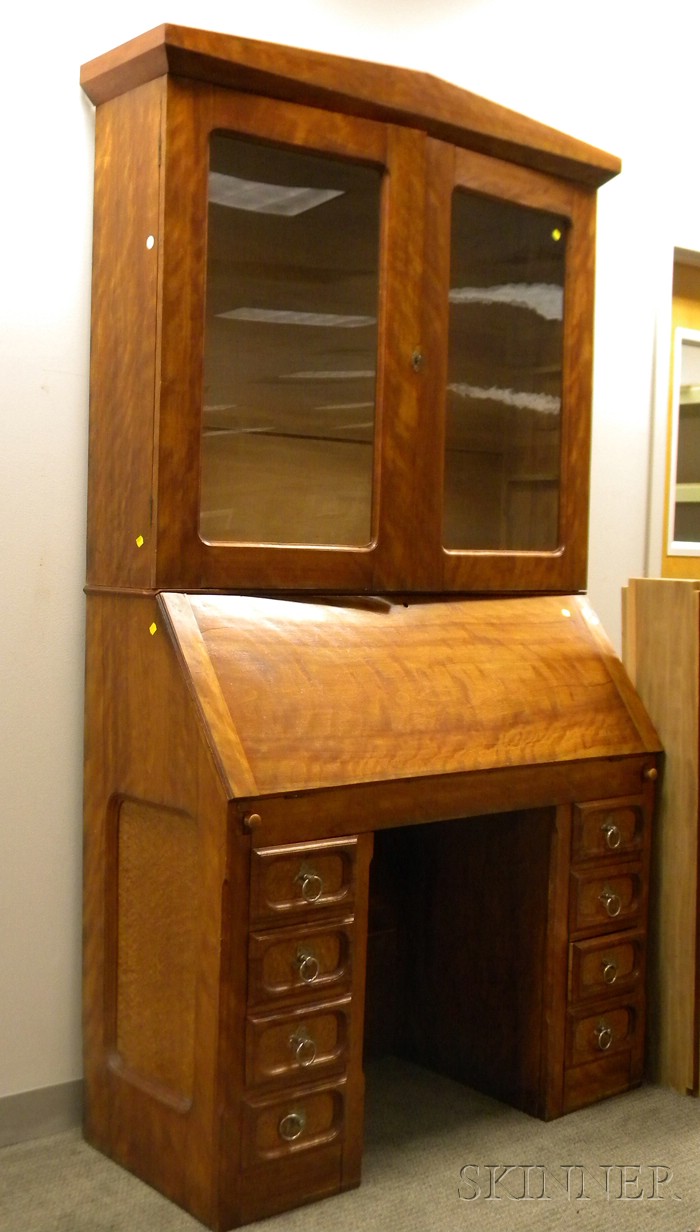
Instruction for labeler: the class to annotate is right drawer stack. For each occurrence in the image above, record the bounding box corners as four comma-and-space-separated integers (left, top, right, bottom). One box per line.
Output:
563, 796, 649, 1112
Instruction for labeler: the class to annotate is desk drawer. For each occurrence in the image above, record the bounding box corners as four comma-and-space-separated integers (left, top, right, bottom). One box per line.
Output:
569, 931, 645, 1003
245, 997, 351, 1088
572, 799, 644, 863
240, 1080, 345, 1169
251, 839, 357, 926
567, 1001, 641, 1067
569, 865, 643, 935
248, 920, 354, 1007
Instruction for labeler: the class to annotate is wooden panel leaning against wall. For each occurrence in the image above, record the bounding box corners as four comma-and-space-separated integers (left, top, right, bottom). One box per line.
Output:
622, 578, 700, 1096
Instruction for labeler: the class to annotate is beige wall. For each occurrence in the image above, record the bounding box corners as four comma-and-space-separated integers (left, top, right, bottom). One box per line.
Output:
2, 0, 698, 1100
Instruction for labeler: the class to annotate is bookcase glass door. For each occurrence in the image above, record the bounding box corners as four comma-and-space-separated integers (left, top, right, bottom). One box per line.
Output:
200, 135, 383, 548
444, 190, 567, 552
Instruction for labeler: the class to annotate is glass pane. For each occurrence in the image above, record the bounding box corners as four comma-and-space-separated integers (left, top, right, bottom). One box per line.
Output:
672, 336, 700, 546
200, 135, 381, 547
444, 190, 566, 551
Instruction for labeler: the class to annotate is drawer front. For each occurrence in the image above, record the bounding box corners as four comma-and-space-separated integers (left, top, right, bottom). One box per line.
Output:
248, 921, 353, 1007
569, 865, 643, 934
569, 931, 645, 1003
251, 839, 357, 925
572, 799, 644, 863
241, 1081, 344, 1168
567, 1002, 641, 1067
246, 998, 351, 1087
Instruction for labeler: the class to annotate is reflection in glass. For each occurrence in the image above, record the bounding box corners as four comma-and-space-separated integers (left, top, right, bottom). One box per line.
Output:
200, 136, 382, 547
670, 333, 700, 549
444, 191, 567, 551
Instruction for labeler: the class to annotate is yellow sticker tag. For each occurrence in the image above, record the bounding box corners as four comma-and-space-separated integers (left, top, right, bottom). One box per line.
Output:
551, 228, 562, 242
149, 622, 157, 636
136, 535, 144, 548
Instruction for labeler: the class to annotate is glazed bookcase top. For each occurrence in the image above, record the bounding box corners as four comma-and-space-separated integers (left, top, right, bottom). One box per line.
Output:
81, 25, 619, 596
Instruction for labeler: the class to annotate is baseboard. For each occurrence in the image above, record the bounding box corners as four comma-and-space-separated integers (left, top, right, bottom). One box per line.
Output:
0, 1080, 83, 1148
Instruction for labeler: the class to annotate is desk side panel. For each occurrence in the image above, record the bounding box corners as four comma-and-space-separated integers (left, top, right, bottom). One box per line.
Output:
83, 592, 244, 1226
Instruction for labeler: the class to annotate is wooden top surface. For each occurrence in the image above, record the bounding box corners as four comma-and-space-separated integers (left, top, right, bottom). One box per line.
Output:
80, 24, 619, 188
159, 592, 659, 800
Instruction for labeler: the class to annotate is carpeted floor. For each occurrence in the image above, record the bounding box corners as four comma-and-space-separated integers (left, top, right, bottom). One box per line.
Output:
2, 1058, 699, 1232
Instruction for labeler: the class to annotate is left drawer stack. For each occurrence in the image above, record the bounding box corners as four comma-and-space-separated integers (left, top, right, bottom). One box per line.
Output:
239, 837, 363, 1216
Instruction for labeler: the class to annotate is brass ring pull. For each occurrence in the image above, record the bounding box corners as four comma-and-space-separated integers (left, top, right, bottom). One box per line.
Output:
289, 1027, 317, 1067
602, 960, 618, 985
595, 1021, 614, 1051
278, 1110, 306, 1142
296, 865, 323, 903
602, 820, 622, 849
296, 947, 320, 984
599, 886, 622, 917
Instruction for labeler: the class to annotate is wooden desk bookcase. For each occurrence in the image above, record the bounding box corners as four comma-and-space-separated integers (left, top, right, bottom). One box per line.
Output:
80, 26, 660, 1229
